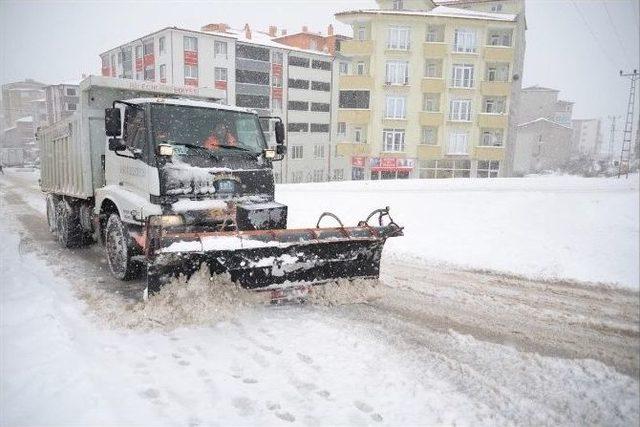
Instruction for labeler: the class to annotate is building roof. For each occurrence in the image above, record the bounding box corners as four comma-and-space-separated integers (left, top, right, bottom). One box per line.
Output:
555, 99, 574, 105
336, 5, 516, 22
518, 117, 572, 129
522, 85, 560, 92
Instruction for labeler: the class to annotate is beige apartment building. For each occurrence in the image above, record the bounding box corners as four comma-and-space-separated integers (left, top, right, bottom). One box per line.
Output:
334, 0, 526, 179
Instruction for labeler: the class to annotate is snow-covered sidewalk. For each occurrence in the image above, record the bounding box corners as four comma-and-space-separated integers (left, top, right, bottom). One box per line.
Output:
279, 175, 640, 289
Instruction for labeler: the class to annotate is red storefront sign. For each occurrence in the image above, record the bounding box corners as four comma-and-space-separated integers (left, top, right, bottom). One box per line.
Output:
215, 80, 228, 90
143, 54, 155, 67
272, 87, 283, 99
351, 156, 366, 167
184, 51, 198, 66
370, 157, 415, 172
184, 78, 198, 87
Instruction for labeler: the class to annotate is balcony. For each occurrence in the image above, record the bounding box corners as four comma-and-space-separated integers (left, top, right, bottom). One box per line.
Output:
339, 75, 374, 90
481, 80, 512, 96
423, 42, 447, 57
419, 111, 444, 126
421, 78, 445, 92
336, 142, 371, 156
417, 144, 442, 160
338, 109, 371, 123
484, 45, 514, 62
341, 40, 374, 56
477, 113, 508, 128
449, 79, 476, 90
474, 145, 505, 160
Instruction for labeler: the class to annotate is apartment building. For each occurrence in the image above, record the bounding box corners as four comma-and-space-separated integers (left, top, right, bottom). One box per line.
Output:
518, 85, 574, 126
334, 0, 526, 180
1, 79, 47, 131
44, 83, 80, 125
99, 24, 348, 184
571, 118, 602, 158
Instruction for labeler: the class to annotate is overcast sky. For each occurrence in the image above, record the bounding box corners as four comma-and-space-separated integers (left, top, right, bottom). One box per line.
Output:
1, 0, 638, 123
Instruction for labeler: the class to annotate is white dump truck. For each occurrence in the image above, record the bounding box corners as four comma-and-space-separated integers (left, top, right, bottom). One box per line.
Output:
39, 76, 402, 297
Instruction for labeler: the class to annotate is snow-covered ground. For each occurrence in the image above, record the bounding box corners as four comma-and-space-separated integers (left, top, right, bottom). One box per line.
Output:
1, 169, 639, 425
279, 175, 640, 289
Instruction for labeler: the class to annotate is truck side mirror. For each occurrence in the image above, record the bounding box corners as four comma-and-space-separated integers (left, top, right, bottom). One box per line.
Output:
274, 121, 285, 145
276, 144, 287, 155
108, 138, 127, 152
105, 108, 121, 137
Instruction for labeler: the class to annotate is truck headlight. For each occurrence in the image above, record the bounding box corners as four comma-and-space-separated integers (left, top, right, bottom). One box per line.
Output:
148, 215, 184, 227
158, 144, 174, 157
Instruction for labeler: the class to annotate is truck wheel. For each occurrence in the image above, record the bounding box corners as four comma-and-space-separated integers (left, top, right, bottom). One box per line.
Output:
105, 214, 138, 280
46, 196, 57, 233
56, 200, 83, 248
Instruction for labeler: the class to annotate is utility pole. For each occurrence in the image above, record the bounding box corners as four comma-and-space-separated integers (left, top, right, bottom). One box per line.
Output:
618, 69, 639, 178
607, 115, 617, 161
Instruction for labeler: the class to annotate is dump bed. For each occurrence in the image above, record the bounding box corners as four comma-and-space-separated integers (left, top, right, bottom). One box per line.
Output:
38, 76, 224, 199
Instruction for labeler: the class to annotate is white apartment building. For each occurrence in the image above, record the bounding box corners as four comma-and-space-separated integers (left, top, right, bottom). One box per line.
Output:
100, 25, 346, 184
571, 118, 602, 158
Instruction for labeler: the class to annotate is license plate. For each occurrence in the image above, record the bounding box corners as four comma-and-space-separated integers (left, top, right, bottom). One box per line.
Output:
217, 180, 236, 193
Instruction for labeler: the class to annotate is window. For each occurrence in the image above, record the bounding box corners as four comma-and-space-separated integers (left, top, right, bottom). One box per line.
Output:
311, 102, 330, 112
385, 96, 406, 119
289, 78, 310, 89
480, 129, 504, 147
387, 26, 411, 50
271, 74, 282, 87
184, 36, 198, 52
424, 60, 441, 78
121, 49, 133, 79
313, 170, 324, 182
311, 81, 331, 91
237, 44, 270, 61
288, 101, 309, 111
117, 51, 123, 65
448, 132, 469, 154
159, 36, 166, 54
356, 62, 366, 75
486, 63, 509, 82
426, 25, 444, 42
159, 64, 166, 81
490, 4, 503, 12
423, 93, 440, 112
236, 94, 269, 109
382, 129, 405, 152
449, 99, 472, 121
451, 64, 475, 87
310, 123, 330, 133
135, 45, 142, 59
312, 60, 331, 71
477, 160, 500, 177
290, 145, 304, 159
357, 26, 366, 41
337, 122, 346, 136
385, 61, 409, 84
352, 168, 365, 180
236, 70, 269, 85
288, 123, 309, 132
483, 97, 506, 114
354, 127, 364, 143
66, 103, 77, 111
289, 56, 310, 67
144, 66, 155, 81
184, 64, 198, 78
339, 90, 370, 109
143, 40, 154, 55
421, 126, 437, 145
214, 41, 228, 58
65, 88, 76, 96
454, 29, 476, 53
215, 67, 228, 82
313, 144, 325, 158
333, 169, 344, 180
272, 51, 284, 65
271, 98, 282, 110
419, 159, 471, 179
339, 62, 349, 75
392, 0, 403, 10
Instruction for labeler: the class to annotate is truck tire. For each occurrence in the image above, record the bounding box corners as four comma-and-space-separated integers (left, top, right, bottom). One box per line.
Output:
105, 213, 138, 280
46, 195, 57, 233
56, 200, 83, 248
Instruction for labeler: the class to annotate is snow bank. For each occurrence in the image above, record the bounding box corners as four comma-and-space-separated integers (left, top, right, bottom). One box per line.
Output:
278, 176, 640, 289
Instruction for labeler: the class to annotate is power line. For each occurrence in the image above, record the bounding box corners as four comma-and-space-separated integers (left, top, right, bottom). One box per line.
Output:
569, 0, 619, 68
602, 0, 632, 66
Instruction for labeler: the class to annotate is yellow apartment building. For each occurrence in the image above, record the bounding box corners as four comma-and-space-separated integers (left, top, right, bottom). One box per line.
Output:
334, 0, 526, 179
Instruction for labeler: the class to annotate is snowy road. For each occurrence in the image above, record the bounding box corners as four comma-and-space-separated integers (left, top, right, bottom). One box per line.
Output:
1, 169, 639, 426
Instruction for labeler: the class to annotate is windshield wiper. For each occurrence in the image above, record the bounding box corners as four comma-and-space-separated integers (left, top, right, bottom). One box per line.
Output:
215, 144, 254, 153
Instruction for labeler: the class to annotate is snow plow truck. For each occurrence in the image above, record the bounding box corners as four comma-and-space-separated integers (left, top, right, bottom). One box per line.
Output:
38, 76, 403, 298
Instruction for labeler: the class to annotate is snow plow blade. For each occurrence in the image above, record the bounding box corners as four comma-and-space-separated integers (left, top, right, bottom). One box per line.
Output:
145, 208, 403, 295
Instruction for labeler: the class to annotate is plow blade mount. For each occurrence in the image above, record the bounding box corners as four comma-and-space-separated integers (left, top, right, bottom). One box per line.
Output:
145, 207, 403, 294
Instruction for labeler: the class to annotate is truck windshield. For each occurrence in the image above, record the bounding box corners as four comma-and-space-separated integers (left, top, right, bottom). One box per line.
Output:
150, 104, 266, 153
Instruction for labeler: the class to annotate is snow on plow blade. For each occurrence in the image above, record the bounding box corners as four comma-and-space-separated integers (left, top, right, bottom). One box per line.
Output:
145, 208, 403, 295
